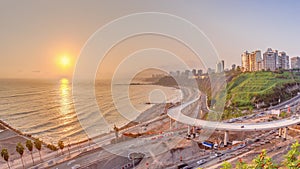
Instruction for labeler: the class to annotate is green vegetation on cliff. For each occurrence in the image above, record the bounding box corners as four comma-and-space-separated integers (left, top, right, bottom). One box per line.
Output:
226, 71, 300, 110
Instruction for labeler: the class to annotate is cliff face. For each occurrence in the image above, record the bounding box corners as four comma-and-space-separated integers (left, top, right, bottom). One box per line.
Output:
225, 71, 300, 110
153, 71, 300, 111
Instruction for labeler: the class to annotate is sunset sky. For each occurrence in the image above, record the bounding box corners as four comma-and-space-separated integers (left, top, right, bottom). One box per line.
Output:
1, 0, 300, 79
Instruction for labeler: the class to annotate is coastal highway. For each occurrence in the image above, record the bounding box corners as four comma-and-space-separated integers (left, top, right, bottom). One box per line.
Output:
268, 93, 300, 110
167, 96, 300, 132
50, 129, 187, 169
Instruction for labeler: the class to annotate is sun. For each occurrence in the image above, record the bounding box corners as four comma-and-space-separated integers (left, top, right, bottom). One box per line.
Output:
60, 56, 71, 67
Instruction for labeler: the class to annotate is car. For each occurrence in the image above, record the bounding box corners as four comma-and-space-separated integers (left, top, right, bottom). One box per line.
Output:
48, 160, 54, 165
196, 159, 206, 165
67, 160, 76, 166
237, 144, 246, 149
241, 125, 245, 128
71, 164, 81, 169
215, 153, 223, 157
209, 155, 216, 159
254, 138, 260, 142
228, 119, 236, 123
177, 163, 188, 169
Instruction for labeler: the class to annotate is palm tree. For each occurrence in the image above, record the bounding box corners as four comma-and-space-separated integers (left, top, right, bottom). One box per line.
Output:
25, 140, 34, 165
1, 148, 10, 169
58, 140, 64, 155
34, 139, 42, 161
16, 143, 25, 169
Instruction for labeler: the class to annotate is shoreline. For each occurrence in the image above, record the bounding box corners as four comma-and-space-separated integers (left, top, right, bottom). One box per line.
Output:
0, 85, 181, 148
0, 85, 185, 168
0, 103, 166, 150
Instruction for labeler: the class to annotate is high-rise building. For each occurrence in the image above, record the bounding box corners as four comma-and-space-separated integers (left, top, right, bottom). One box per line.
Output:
273, 50, 280, 68
222, 60, 225, 70
262, 48, 290, 70
279, 52, 290, 69
241, 50, 262, 71
192, 69, 197, 76
241, 51, 250, 71
250, 50, 262, 71
216, 60, 224, 73
249, 52, 256, 71
263, 48, 277, 71
184, 70, 190, 77
207, 68, 215, 74
197, 69, 203, 76
291, 56, 300, 69
231, 64, 236, 70
242, 48, 290, 71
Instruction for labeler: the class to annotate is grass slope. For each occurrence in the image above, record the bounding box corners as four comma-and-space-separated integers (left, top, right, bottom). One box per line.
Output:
226, 71, 300, 110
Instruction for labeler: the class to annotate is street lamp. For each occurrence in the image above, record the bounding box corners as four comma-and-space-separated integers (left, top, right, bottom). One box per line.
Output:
67, 137, 71, 157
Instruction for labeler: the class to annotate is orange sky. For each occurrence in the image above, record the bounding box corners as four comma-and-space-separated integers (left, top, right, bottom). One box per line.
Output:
1, 1, 300, 79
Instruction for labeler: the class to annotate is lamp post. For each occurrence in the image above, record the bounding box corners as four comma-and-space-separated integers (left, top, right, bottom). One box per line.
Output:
113, 124, 119, 141
67, 137, 71, 157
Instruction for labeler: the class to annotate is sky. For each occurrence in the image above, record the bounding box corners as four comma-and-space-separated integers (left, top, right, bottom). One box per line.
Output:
1, 0, 300, 79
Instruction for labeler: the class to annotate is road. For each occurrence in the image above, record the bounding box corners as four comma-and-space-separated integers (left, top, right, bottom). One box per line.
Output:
167, 95, 300, 132
268, 93, 300, 110
50, 128, 188, 169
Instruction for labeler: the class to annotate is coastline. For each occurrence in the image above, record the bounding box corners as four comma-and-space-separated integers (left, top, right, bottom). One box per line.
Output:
0, 103, 167, 159
118, 103, 166, 131
0, 85, 183, 168
0, 85, 181, 148
0, 119, 35, 140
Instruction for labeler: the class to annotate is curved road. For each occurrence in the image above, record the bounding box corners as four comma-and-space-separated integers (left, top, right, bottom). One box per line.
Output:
167, 95, 300, 132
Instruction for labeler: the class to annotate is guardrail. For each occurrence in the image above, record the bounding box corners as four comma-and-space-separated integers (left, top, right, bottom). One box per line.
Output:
167, 91, 300, 132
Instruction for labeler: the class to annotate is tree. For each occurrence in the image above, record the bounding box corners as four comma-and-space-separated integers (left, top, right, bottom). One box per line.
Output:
283, 141, 300, 168
16, 142, 25, 169
58, 140, 65, 155
1, 148, 10, 169
252, 149, 277, 169
219, 142, 300, 169
221, 161, 232, 169
46, 144, 58, 151
235, 158, 248, 169
34, 138, 42, 161
26, 140, 34, 165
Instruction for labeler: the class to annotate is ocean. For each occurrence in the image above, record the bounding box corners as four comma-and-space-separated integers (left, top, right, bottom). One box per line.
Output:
0, 78, 181, 144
